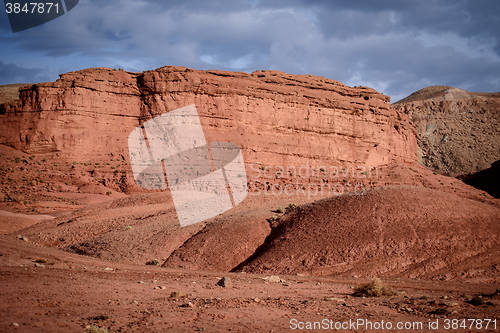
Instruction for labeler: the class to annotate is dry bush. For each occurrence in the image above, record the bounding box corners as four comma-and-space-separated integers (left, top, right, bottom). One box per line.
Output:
84, 325, 109, 333
353, 278, 398, 297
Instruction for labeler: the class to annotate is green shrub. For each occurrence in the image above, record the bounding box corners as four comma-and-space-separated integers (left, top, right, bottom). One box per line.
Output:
15, 157, 21, 163
268, 215, 279, 222
106, 191, 112, 196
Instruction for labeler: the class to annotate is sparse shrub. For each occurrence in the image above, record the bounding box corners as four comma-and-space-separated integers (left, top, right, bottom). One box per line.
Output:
65, 181, 69, 185
277, 206, 286, 214
111, 167, 116, 169
259, 166, 266, 171
433, 171, 437, 175
42, 158, 47, 162
73, 161, 78, 165
84, 163, 88, 166
53, 163, 58, 166
353, 278, 397, 297
320, 167, 326, 172
268, 215, 279, 222
29, 155, 35, 160
288, 202, 297, 209
36, 160, 41, 165
39, 179, 45, 183
15, 157, 21, 163
106, 191, 112, 196
147, 259, 161, 266
84, 325, 109, 333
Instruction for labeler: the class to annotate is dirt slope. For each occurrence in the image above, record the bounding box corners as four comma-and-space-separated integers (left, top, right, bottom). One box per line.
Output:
239, 186, 500, 281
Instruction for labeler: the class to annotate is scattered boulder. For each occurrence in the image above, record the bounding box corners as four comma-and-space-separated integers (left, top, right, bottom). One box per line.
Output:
262, 275, 285, 283
216, 276, 232, 288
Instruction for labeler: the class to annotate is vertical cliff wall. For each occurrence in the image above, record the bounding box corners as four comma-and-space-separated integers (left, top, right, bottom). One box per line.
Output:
0, 66, 417, 171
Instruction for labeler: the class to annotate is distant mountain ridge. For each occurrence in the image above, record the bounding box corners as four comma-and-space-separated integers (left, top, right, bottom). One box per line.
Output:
393, 85, 500, 175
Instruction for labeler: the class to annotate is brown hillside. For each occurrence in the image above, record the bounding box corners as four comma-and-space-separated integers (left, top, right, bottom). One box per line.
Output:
239, 186, 500, 280
394, 86, 500, 174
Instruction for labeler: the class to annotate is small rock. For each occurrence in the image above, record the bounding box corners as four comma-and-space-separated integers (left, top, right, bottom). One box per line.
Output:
442, 301, 459, 307
253, 297, 261, 303
103, 267, 113, 271
325, 297, 346, 303
13, 323, 19, 327
180, 302, 195, 308
263, 275, 285, 283
468, 296, 485, 306
217, 276, 232, 288
170, 291, 186, 298
34, 263, 45, 268
131, 300, 138, 304
138, 281, 144, 284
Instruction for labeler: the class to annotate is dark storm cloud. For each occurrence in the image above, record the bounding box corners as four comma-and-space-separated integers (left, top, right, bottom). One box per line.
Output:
0, 0, 499, 101
0, 60, 46, 84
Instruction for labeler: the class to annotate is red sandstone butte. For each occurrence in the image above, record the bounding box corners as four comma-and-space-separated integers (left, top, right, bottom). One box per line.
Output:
0, 66, 417, 172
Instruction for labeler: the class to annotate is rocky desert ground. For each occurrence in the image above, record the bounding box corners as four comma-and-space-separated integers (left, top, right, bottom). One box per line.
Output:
0, 67, 499, 332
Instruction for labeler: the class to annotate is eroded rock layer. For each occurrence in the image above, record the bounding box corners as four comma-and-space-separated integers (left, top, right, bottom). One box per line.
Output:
0, 67, 417, 173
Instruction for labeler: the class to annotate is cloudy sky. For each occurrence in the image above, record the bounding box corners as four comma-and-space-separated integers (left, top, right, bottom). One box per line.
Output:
1, 0, 499, 102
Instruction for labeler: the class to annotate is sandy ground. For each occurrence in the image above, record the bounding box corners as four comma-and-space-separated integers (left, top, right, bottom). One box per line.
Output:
1, 236, 499, 333
1, 144, 499, 332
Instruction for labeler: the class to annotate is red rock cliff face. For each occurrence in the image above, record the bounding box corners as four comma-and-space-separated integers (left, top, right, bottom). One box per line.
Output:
0, 66, 417, 170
